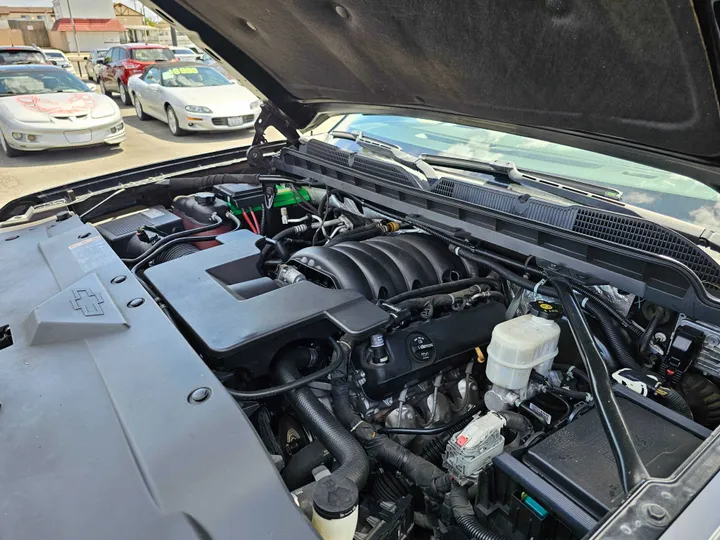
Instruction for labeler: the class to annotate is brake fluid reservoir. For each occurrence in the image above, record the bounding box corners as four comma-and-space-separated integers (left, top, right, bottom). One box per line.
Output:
486, 301, 562, 390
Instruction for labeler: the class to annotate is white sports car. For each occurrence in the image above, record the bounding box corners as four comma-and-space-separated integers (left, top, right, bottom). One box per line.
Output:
0, 64, 125, 157
128, 62, 260, 136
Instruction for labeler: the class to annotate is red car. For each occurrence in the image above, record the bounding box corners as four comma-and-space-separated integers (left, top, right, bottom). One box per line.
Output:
97, 44, 176, 105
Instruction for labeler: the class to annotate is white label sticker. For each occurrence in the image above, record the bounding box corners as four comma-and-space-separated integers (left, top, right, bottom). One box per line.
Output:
529, 403, 551, 425
142, 208, 164, 219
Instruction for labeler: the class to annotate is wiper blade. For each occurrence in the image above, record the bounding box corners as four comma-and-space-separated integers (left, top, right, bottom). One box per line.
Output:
420, 153, 636, 216
331, 130, 630, 213
331, 130, 438, 181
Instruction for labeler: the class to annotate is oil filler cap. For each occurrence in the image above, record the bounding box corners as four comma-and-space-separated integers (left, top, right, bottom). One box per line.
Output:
407, 333, 435, 362
528, 301, 563, 320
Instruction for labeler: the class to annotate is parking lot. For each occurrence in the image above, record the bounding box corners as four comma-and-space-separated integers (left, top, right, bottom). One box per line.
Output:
0, 89, 255, 207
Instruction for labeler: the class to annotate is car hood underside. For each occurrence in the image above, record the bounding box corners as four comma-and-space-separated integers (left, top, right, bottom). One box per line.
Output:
149, 0, 720, 162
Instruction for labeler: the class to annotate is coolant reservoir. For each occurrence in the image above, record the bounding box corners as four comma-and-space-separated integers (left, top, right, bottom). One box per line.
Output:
485, 301, 562, 390
311, 476, 359, 540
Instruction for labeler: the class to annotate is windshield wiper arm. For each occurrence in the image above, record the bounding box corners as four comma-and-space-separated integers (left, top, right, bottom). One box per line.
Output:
331, 130, 439, 181
331, 130, 635, 215
420, 154, 637, 216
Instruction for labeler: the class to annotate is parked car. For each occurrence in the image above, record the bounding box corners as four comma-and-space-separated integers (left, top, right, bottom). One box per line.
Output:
169, 46, 200, 61
128, 62, 260, 136
199, 51, 232, 79
0, 46, 49, 66
83, 49, 108, 82
0, 64, 125, 157
41, 49, 76, 75
97, 44, 176, 106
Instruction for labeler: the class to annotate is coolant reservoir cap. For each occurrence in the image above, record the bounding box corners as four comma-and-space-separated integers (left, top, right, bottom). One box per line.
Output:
194, 192, 215, 205
312, 476, 359, 520
528, 301, 563, 320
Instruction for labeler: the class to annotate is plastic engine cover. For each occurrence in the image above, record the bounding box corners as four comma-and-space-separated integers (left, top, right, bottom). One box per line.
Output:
0, 216, 317, 540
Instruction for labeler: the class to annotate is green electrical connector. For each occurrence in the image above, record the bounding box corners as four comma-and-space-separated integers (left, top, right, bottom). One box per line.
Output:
227, 185, 311, 215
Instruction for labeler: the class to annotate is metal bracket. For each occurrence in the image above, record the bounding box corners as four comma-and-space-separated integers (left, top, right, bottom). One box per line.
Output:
252, 102, 301, 147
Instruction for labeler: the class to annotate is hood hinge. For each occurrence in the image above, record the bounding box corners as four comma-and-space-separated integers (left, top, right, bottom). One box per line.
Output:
252, 102, 301, 147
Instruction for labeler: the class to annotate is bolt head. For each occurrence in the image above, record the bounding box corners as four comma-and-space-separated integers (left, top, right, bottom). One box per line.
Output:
645, 503, 667, 522
188, 387, 211, 404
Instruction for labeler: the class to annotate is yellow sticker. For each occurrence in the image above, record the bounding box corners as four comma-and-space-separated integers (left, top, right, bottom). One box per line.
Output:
171, 67, 198, 75
539, 303, 553, 310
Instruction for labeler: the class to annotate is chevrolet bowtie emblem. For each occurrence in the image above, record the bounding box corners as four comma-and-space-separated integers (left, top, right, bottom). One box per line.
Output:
70, 288, 105, 316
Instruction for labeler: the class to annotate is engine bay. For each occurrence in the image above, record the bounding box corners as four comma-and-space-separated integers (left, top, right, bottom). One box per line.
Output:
87, 165, 720, 540
2, 148, 720, 540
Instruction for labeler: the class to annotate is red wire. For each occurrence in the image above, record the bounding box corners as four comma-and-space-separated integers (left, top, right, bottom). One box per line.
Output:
242, 209, 257, 234
250, 209, 260, 234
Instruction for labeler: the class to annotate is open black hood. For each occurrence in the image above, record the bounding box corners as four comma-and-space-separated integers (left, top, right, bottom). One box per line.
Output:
149, 0, 720, 162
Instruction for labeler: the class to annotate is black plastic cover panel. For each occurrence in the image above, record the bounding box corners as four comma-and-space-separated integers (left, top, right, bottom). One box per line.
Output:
524, 395, 704, 519
145, 229, 390, 369
0, 218, 317, 540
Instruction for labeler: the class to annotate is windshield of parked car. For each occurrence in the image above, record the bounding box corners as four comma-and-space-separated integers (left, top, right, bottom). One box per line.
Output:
0, 69, 88, 96
44, 52, 65, 59
172, 48, 195, 55
131, 48, 175, 62
0, 50, 46, 65
330, 115, 720, 229
95, 49, 108, 58
160, 66, 231, 88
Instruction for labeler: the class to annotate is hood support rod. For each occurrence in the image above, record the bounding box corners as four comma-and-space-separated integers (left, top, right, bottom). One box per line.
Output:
547, 270, 650, 493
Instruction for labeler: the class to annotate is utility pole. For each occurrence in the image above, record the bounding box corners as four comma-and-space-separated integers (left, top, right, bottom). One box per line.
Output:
65, 0, 81, 54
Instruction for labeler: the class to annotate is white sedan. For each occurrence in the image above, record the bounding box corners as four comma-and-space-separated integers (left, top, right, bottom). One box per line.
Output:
128, 62, 260, 136
41, 49, 76, 75
0, 64, 125, 157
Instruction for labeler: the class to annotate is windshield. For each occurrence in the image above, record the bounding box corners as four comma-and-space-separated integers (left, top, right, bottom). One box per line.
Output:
95, 49, 108, 57
0, 50, 46, 65
131, 48, 175, 62
0, 69, 88, 95
160, 66, 231, 88
330, 115, 720, 229
44, 52, 65, 59
173, 49, 195, 55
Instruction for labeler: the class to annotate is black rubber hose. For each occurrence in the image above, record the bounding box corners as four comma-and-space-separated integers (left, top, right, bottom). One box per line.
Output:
331, 370, 449, 502
376, 406, 479, 435
259, 224, 307, 263
583, 300, 641, 372
225, 340, 342, 400
420, 415, 475, 466
166, 173, 257, 190
281, 441, 333, 491
324, 223, 385, 247
452, 246, 556, 297
154, 242, 199, 264
553, 364, 591, 385
679, 373, 720, 428
639, 311, 662, 357
256, 407, 284, 456
543, 385, 591, 401
274, 349, 369, 490
122, 213, 224, 265
450, 483, 508, 540
496, 411, 534, 437
396, 289, 506, 312
384, 277, 500, 306
576, 285, 643, 338
660, 387, 693, 419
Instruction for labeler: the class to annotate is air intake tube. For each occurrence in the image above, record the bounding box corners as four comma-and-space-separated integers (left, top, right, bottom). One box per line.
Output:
272, 346, 369, 527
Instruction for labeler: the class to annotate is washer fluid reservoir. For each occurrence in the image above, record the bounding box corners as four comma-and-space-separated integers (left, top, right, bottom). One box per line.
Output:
486, 301, 562, 392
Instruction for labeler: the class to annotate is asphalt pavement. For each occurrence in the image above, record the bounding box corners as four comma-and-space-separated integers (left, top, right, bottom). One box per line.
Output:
0, 98, 256, 207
